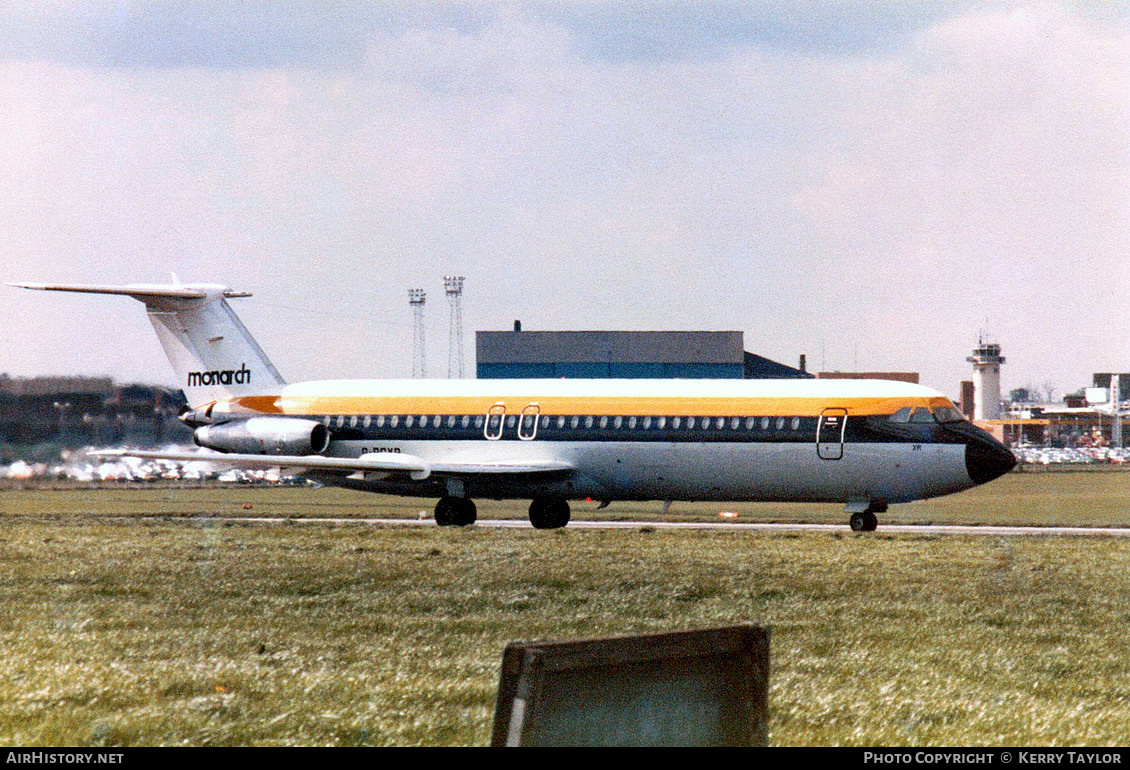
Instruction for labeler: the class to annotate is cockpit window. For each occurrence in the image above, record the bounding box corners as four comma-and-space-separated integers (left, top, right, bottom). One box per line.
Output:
886, 407, 912, 423
909, 407, 936, 423
933, 406, 966, 423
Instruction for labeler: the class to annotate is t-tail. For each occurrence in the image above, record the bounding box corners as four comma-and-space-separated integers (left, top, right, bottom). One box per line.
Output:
7, 280, 285, 407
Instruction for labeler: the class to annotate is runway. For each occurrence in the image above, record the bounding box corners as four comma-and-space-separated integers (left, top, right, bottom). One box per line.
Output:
171, 516, 1130, 538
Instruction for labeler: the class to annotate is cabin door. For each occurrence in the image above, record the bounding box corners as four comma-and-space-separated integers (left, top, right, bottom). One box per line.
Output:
518, 404, 540, 440
484, 404, 506, 440
817, 408, 847, 460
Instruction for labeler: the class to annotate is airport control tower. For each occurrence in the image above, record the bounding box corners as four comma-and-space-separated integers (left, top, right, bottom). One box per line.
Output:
967, 340, 1005, 420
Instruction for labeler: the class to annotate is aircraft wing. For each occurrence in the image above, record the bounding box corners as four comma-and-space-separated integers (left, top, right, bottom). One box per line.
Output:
91, 449, 573, 481
429, 460, 573, 475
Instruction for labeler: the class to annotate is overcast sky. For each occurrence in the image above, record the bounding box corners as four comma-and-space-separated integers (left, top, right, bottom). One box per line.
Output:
1, 0, 1127, 399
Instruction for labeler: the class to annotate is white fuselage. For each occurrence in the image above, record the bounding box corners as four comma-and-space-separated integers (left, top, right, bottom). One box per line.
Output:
323, 437, 972, 504
204, 377, 994, 506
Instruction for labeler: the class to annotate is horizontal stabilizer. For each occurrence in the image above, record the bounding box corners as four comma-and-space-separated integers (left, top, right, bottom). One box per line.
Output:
6, 282, 252, 300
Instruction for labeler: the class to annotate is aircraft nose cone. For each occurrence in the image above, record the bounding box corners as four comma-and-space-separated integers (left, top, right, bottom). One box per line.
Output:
965, 436, 1017, 485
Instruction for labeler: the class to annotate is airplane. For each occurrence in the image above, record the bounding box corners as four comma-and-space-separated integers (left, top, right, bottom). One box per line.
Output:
8, 279, 1016, 531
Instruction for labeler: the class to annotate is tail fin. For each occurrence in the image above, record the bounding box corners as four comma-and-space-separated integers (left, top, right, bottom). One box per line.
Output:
8, 281, 286, 407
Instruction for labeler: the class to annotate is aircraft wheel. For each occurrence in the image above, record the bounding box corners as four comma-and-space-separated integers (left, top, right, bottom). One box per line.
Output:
849, 511, 879, 532
435, 497, 456, 526
451, 497, 477, 527
436, 496, 476, 527
529, 497, 570, 529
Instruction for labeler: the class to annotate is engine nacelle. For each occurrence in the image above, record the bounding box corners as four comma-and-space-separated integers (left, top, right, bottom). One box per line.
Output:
179, 408, 213, 429
194, 417, 330, 456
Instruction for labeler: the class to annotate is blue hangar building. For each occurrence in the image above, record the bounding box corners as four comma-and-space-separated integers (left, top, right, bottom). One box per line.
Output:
475, 328, 810, 380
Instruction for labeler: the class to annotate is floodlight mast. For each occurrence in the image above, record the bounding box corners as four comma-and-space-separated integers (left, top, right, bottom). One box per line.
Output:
444, 275, 465, 379
409, 288, 426, 379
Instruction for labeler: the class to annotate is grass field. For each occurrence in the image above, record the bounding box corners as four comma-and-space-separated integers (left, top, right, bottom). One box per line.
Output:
8, 467, 1130, 527
2, 473, 1130, 746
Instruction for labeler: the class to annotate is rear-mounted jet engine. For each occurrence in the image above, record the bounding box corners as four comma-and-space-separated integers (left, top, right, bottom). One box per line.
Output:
193, 417, 330, 456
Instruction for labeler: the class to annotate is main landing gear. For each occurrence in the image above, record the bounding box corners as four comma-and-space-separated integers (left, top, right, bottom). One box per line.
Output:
528, 496, 570, 529
433, 495, 572, 529
847, 500, 887, 532
434, 496, 477, 527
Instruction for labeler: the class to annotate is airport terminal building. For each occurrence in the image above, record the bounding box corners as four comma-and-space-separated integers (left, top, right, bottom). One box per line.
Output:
475, 329, 810, 380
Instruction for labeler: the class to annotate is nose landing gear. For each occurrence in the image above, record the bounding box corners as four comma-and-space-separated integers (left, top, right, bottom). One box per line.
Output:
849, 510, 877, 532
847, 500, 886, 532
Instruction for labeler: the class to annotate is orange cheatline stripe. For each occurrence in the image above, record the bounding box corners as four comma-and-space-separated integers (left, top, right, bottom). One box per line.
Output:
219, 395, 280, 413
220, 394, 955, 418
